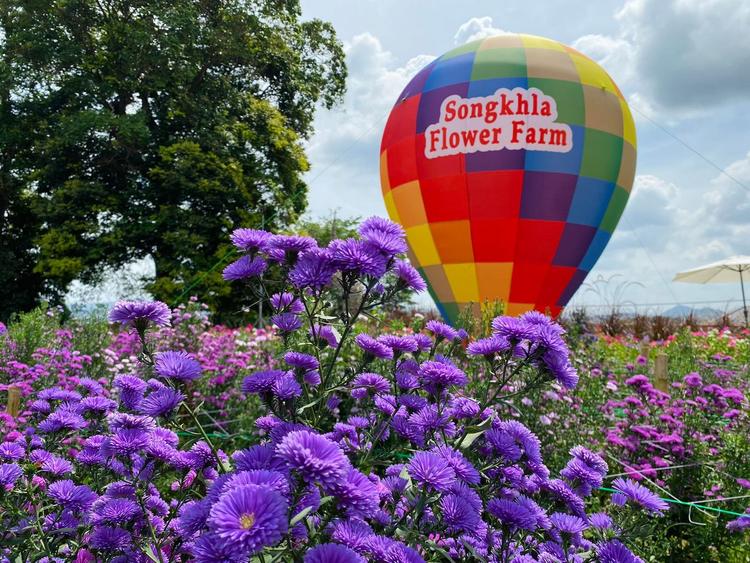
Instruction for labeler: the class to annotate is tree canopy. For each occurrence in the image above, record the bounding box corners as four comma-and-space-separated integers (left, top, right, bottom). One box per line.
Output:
0, 0, 346, 321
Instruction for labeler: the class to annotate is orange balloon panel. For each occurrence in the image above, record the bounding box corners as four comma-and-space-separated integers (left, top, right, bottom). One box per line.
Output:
380, 33, 636, 323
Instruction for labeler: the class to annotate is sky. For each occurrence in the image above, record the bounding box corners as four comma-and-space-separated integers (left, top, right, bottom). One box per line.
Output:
296, 0, 750, 315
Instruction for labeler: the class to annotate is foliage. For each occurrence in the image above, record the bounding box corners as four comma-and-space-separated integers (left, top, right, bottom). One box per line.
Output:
294, 212, 361, 247
0, 0, 347, 319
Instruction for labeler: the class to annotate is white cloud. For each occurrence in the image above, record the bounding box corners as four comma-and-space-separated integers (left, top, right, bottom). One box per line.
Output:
703, 151, 750, 231
304, 33, 434, 219
574, 0, 750, 115
453, 16, 509, 45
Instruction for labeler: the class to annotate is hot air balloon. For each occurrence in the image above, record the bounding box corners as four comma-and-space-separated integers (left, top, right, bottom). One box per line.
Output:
380, 33, 635, 322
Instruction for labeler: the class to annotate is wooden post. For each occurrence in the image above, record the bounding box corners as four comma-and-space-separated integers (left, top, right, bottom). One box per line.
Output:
6, 385, 20, 418
654, 353, 669, 392
639, 341, 650, 363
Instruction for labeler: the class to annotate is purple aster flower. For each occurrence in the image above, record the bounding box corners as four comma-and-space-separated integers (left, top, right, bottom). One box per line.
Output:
47, 388, 82, 402
270, 292, 305, 314
208, 484, 289, 555
272, 312, 303, 333
359, 216, 404, 238
425, 320, 459, 341
550, 512, 588, 534
305, 544, 366, 563
441, 493, 481, 532
304, 370, 321, 386
275, 430, 350, 487
80, 397, 118, 414
154, 351, 202, 382
377, 334, 418, 355
284, 352, 319, 372
242, 370, 285, 395
330, 238, 388, 277
310, 324, 338, 348
41, 454, 74, 476
273, 373, 302, 401
542, 349, 579, 389
225, 470, 291, 497
108, 301, 171, 328
544, 479, 587, 518
290, 248, 337, 289
0, 441, 24, 461
432, 446, 480, 484
139, 388, 185, 418
486, 420, 543, 465
393, 260, 426, 291
355, 333, 393, 360
467, 335, 511, 357
190, 532, 242, 562
268, 234, 317, 256
185, 441, 220, 471
330, 468, 380, 517
222, 255, 267, 281
597, 540, 645, 563
491, 316, 536, 341
683, 372, 702, 387
589, 512, 613, 529
0, 463, 23, 489
561, 446, 608, 496
447, 397, 481, 419
113, 375, 147, 410
408, 451, 456, 492
362, 229, 408, 256
611, 478, 668, 514
412, 333, 433, 352
351, 373, 391, 397
88, 526, 132, 551
48, 480, 98, 512
90, 497, 142, 525
176, 499, 211, 538
30, 399, 52, 414
230, 228, 271, 252
108, 428, 150, 456
107, 412, 157, 432
418, 360, 467, 393
330, 519, 375, 552
38, 409, 87, 433
727, 513, 750, 532
487, 497, 538, 531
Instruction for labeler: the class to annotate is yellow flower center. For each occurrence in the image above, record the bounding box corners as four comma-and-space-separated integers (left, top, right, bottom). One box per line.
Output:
239, 513, 256, 530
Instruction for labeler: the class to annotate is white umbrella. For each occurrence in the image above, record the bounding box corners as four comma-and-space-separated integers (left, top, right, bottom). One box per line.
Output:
673, 255, 750, 326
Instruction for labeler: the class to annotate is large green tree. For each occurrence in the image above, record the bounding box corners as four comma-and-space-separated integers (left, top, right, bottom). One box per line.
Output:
0, 0, 346, 321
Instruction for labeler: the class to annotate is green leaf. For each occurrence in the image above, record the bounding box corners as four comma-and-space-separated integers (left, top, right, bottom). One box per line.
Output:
426, 540, 456, 562
143, 545, 162, 563
290, 505, 314, 526
457, 417, 494, 449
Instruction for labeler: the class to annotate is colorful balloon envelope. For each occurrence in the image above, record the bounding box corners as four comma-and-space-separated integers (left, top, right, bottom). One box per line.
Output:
380, 33, 636, 322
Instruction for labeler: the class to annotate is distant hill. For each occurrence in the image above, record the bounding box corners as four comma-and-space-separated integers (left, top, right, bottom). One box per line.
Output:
661, 305, 723, 319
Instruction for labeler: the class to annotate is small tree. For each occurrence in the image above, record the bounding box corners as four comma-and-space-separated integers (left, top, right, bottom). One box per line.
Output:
0, 0, 346, 320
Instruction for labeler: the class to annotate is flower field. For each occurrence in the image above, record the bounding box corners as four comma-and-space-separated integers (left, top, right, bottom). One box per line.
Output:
0, 219, 748, 562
